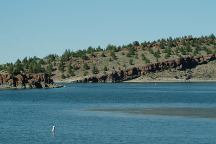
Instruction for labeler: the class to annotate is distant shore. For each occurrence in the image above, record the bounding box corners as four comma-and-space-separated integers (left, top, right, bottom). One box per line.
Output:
53, 77, 216, 83
124, 77, 216, 83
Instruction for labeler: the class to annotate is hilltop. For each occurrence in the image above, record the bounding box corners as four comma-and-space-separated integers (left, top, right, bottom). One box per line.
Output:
0, 34, 216, 87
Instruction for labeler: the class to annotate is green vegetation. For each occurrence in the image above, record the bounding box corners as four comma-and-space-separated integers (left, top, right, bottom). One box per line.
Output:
58, 60, 65, 72
154, 50, 161, 62
67, 64, 75, 76
47, 63, 53, 77
129, 59, 134, 65
103, 66, 108, 71
141, 53, 150, 64
110, 51, 117, 60
61, 74, 66, 79
83, 71, 88, 76
92, 64, 99, 74
83, 63, 90, 70
127, 47, 136, 57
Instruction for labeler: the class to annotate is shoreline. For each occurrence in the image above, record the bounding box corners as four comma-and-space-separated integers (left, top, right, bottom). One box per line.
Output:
53, 77, 216, 83
124, 78, 216, 83
0, 84, 64, 90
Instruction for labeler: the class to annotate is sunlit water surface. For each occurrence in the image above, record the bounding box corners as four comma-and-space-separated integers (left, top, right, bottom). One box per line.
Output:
0, 83, 216, 144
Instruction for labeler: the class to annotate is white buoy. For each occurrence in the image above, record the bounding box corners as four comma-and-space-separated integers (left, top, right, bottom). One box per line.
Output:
52, 125, 55, 133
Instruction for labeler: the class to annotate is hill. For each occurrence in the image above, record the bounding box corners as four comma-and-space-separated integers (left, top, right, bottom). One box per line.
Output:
0, 34, 216, 86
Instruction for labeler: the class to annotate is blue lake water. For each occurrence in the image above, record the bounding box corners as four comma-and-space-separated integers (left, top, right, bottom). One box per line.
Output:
1, 83, 216, 144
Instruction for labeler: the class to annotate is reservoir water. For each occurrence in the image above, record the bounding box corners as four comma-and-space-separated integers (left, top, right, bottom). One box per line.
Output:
0, 83, 216, 144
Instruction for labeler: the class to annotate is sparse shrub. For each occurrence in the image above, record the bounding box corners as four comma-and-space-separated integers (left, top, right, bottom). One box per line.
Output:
83, 63, 90, 70
103, 66, 108, 71
180, 47, 187, 55
135, 53, 138, 59
68, 64, 75, 76
154, 50, 161, 60
70, 70, 75, 76
83, 71, 88, 76
193, 47, 199, 56
101, 52, 106, 57
92, 64, 99, 74
82, 54, 89, 60
127, 47, 136, 57
186, 45, 192, 53
165, 53, 171, 59
123, 64, 127, 69
164, 47, 172, 56
141, 53, 150, 63
206, 49, 213, 54
148, 47, 154, 54
61, 74, 66, 79
73, 65, 80, 70
110, 51, 117, 60
58, 61, 65, 72
129, 59, 134, 65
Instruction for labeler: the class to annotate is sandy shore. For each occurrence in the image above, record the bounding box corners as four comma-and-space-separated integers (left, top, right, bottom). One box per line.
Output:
89, 107, 216, 119
125, 77, 216, 83
53, 69, 216, 84
55, 77, 216, 83
54, 78, 82, 83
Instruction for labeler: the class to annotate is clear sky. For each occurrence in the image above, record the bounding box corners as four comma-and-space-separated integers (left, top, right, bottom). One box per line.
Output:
0, 0, 215, 64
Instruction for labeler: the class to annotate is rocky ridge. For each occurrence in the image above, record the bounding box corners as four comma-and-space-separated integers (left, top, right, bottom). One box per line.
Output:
77, 54, 216, 83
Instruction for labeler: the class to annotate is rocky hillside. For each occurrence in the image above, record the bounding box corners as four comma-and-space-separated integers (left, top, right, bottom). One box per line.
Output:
0, 34, 216, 84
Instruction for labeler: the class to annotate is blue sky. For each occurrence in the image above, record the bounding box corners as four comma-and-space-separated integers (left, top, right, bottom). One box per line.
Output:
0, 0, 215, 63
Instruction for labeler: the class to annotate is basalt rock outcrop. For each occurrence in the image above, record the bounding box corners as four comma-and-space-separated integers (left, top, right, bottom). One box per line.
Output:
0, 73, 62, 89
77, 54, 216, 83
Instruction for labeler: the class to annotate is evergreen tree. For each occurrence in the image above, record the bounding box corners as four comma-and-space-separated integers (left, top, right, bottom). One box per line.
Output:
96, 46, 103, 51
154, 50, 161, 61
7, 63, 14, 75
133, 41, 140, 46
58, 60, 65, 72
14, 59, 23, 74
127, 47, 136, 57
29, 61, 44, 73
62, 49, 71, 61
106, 44, 118, 52
67, 64, 75, 76
47, 63, 53, 77
0, 65, 3, 71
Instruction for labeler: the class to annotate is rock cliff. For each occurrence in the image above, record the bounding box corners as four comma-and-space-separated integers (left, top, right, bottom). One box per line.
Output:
0, 73, 62, 89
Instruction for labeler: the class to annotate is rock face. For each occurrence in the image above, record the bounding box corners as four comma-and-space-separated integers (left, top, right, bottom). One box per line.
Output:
0, 73, 60, 89
77, 54, 216, 83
